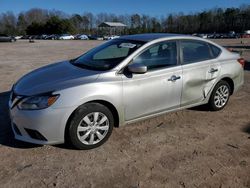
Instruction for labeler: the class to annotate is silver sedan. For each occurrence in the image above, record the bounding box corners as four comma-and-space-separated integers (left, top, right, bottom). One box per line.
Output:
9, 33, 245, 149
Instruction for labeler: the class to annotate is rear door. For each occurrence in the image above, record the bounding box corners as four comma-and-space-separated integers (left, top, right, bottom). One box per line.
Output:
180, 40, 221, 106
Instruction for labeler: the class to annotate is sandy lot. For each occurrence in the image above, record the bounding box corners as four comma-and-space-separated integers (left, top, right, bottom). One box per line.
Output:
0, 39, 250, 188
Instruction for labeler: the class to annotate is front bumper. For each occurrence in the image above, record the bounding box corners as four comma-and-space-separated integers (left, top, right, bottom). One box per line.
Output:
9, 103, 75, 145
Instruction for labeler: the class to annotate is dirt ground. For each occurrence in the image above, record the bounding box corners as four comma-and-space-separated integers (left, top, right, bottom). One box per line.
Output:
0, 39, 249, 188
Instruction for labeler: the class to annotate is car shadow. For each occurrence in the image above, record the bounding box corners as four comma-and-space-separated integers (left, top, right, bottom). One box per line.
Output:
188, 104, 210, 112
0, 91, 41, 149
242, 123, 250, 135
53, 143, 77, 150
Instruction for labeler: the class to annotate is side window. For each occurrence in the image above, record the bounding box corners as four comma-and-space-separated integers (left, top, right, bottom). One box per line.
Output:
133, 41, 177, 70
181, 40, 212, 64
209, 44, 221, 58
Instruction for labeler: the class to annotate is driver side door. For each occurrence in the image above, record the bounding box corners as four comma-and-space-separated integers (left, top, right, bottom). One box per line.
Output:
122, 40, 183, 121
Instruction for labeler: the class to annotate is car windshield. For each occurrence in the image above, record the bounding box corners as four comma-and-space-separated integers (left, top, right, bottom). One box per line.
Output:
71, 39, 145, 71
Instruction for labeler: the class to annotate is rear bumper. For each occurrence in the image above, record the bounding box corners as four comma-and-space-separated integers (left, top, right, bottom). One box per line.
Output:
233, 68, 244, 93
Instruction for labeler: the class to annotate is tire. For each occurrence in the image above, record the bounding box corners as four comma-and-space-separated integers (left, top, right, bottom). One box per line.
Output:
208, 80, 231, 111
66, 103, 114, 150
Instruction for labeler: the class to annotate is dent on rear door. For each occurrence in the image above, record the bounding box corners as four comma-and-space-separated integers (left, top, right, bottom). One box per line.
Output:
181, 61, 220, 106
204, 62, 221, 96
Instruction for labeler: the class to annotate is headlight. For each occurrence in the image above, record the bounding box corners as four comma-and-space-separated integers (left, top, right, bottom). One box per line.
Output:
17, 95, 59, 110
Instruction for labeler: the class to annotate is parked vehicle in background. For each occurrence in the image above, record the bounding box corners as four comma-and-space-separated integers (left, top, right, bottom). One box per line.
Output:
211, 33, 223, 39
75, 34, 89, 40
0, 34, 16, 42
14, 36, 23, 40
9, 33, 245, 150
45, 34, 59, 40
88, 35, 104, 40
32, 35, 46, 40
59, 34, 74, 40
199, 34, 208, 39
192, 33, 208, 38
242, 30, 250, 38
20, 35, 31, 39
206, 32, 240, 39
245, 30, 250, 34
104, 35, 120, 40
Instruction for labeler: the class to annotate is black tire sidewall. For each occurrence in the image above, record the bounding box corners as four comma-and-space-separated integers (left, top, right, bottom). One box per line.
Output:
68, 103, 114, 150
209, 80, 231, 111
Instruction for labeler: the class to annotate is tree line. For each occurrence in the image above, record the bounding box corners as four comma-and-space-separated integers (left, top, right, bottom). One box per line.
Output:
0, 5, 249, 36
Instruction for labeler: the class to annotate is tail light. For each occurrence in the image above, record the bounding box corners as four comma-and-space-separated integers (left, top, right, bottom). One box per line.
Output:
237, 58, 245, 68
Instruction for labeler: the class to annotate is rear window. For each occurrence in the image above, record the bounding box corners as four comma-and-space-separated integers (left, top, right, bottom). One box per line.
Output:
181, 40, 212, 64
209, 44, 221, 58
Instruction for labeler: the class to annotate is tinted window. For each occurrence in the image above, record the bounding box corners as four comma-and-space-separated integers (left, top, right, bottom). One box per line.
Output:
209, 44, 221, 58
133, 41, 177, 70
181, 40, 212, 64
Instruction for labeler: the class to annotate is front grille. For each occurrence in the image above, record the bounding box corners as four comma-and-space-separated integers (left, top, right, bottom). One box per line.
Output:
13, 123, 22, 136
24, 128, 47, 141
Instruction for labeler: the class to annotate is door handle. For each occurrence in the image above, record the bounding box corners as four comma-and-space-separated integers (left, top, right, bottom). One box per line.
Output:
209, 68, 218, 73
168, 75, 181, 82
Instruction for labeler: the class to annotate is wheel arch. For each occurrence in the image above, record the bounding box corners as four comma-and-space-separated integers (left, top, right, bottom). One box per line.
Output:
220, 77, 234, 95
64, 100, 120, 142
87, 100, 120, 128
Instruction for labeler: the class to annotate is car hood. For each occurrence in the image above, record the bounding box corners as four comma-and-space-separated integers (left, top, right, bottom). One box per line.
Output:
14, 61, 100, 96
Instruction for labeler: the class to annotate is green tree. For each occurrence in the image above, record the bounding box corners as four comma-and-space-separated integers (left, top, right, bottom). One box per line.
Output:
26, 22, 45, 35
17, 13, 28, 35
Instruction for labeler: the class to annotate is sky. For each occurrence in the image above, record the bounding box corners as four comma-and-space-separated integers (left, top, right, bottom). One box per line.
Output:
0, 0, 249, 16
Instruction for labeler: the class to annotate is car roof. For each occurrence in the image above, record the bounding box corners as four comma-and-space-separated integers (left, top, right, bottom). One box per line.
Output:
119, 33, 186, 42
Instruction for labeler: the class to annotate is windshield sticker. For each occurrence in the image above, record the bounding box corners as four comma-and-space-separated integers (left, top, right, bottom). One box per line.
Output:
119, 43, 137, 48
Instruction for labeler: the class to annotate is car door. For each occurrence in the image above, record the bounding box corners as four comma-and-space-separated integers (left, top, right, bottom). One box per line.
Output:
122, 40, 182, 121
180, 40, 221, 106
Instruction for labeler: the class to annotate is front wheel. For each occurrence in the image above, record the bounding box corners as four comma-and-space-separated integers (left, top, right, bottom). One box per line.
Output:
67, 103, 114, 150
208, 80, 231, 111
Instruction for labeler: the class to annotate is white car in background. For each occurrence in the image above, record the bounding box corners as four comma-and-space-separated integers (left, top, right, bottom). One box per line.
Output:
59, 34, 74, 40
14, 36, 23, 40
77, 34, 89, 40
109, 35, 120, 40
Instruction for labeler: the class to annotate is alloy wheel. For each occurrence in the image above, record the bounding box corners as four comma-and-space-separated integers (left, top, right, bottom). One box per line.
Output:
214, 85, 229, 108
77, 112, 109, 145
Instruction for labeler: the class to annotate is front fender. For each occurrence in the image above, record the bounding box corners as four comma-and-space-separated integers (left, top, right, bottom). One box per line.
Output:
52, 81, 124, 125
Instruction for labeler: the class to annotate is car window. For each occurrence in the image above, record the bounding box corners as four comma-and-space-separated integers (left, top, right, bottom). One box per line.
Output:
94, 44, 130, 60
181, 40, 212, 64
209, 44, 221, 58
133, 41, 177, 70
73, 39, 145, 71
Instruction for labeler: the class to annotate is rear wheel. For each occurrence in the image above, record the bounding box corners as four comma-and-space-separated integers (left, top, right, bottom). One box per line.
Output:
67, 103, 114, 150
208, 80, 231, 111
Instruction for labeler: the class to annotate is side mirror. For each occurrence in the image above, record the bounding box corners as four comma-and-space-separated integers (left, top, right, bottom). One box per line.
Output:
128, 63, 147, 74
